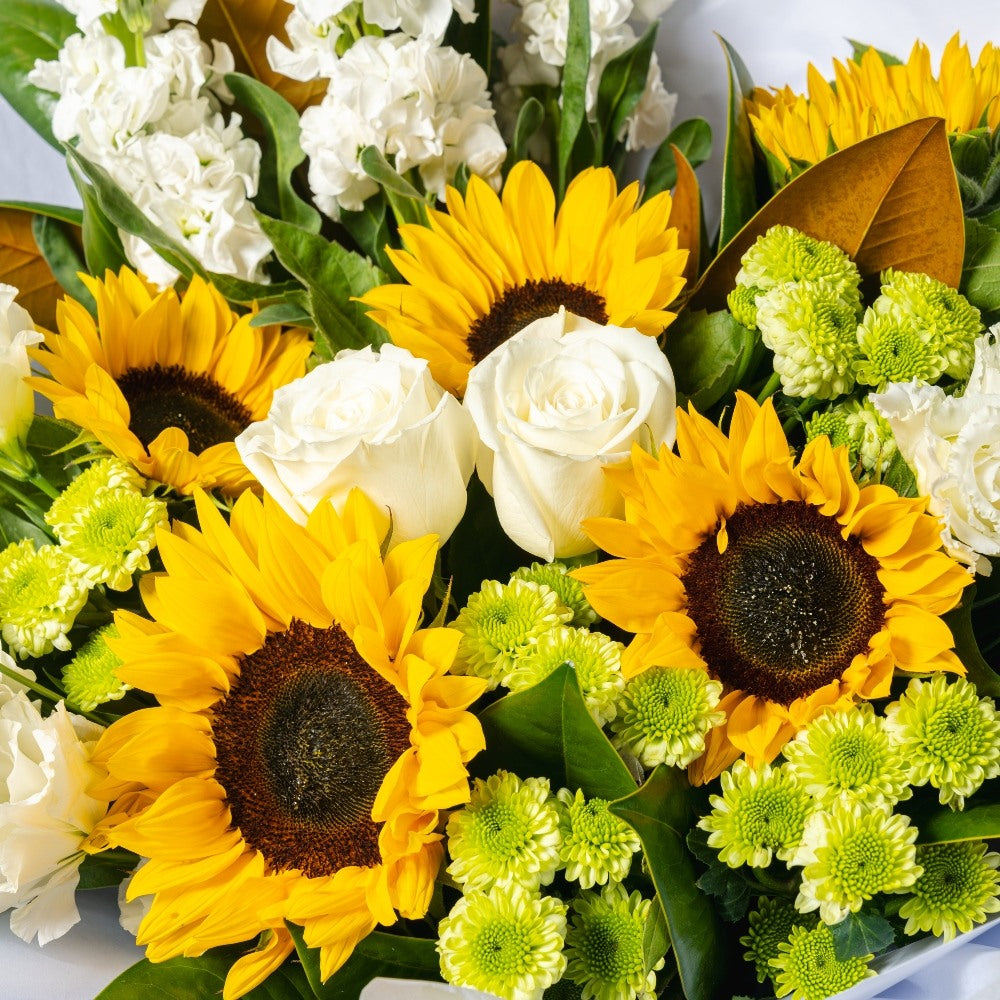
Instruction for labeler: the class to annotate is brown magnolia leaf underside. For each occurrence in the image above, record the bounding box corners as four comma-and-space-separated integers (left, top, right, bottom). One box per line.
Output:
689, 118, 964, 311
668, 144, 701, 290
199, 0, 326, 112
0, 208, 69, 330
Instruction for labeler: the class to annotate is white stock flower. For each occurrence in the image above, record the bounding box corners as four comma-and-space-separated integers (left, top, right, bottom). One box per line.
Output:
515, 0, 633, 69
873, 329, 1000, 574
464, 308, 676, 560
266, 9, 345, 82
236, 345, 478, 546
0, 648, 108, 946
0, 287, 42, 468
622, 52, 676, 151
61, 0, 208, 30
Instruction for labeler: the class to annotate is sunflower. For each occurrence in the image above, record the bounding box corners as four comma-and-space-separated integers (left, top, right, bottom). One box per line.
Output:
360, 161, 689, 395
28, 268, 311, 496
749, 34, 1000, 174
84, 489, 486, 998
573, 393, 971, 784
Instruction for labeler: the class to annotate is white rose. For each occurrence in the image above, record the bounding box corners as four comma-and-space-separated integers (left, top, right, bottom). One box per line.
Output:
0, 647, 108, 946
236, 344, 478, 546
0, 286, 42, 469
873, 328, 1000, 575
464, 308, 677, 560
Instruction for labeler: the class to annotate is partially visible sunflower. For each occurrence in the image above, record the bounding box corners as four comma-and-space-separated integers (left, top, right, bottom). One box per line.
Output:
28, 269, 311, 496
360, 161, 688, 395
84, 489, 486, 998
749, 35, 1000, 174
574, 393, 971, 784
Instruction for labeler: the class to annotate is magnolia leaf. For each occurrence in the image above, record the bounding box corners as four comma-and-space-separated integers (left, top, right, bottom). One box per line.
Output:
717, 35, 759, 251
557, 0, 590, 199
691, 118, 965, 311
644, 117, 713, 199
30, 214, 93, 308
0, 205, 74, 329
199, 0, 325, 112
668, 145, 702, 289
595, 22, 657, 159
962, 216, 1000, 320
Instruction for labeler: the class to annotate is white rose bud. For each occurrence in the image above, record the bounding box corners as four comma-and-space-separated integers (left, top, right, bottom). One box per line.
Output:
464, 308, 677, 560
0, 286, 43, 475
236, 344, 478, 546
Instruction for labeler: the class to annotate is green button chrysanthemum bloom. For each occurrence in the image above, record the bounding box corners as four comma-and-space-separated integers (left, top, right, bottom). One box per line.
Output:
556, 788, 640, 890
446, 770, 561, 893
756, 283, 862, 399
855, 309, 943, 387
564, 883, 665, 1000
842, 398, 897, 474
505, 626, 624, 725
782, 704, 911, 809
699, 760, 813, 869
899, 840, 1000, 941
452, 579, 572, 688
736, 226, 862, 314
728, 283, 765, 329
793, 800, 921, 924
770, 923, 874, 1000
511, 562, 598, 628
610, 666, 725, 769
63, 624, 130, 712
741, 897, 815, 985
437, 884, 567, 1000
884, 674, 1000, 810
804, 408, 854, 453
0, 540, 89, 658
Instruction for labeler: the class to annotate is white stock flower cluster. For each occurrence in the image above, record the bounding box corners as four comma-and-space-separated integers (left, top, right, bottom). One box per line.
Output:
299, 34, 506, 218
61, 0, 208, 31
30, 20, 271, 287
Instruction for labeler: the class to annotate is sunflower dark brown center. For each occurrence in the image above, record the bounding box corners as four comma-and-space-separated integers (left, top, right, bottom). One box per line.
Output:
466, 279, 608, 363
117, 363, 253, 453
212, 618, 411, 878
683, 500, 886, 705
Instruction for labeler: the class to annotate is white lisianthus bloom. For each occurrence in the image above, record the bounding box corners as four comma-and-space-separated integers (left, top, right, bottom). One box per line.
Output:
464, 308, 677, 560
874, 329, 1000, 576
235, 345, 478, 546
0, 649, 108, 946
0, 287, 43, 473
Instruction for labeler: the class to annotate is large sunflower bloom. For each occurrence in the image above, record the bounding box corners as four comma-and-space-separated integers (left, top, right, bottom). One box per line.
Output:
574, 393, 971, 784
749, 35, 1000, 175
28, 268, 311, 496
85, 489, 486, 998
360, 161, 688, 395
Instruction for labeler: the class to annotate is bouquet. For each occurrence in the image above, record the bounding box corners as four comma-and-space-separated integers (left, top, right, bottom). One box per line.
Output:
0, 3, 999, 999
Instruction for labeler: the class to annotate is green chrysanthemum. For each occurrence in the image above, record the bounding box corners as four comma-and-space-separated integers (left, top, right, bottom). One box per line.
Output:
793, 800, 921, 924
505, 627, 624, 725
728, 283, 764, 329
447, 771, 562, 893
46, 459, 167, 591
884, 675, 1000, 810
453, 579, 572, 688
564, 884, 664, 1000
741, 897, 814, 985
62, 624, 129, 712
855, 309, 943, 387
0, 540, 89, 658
756, 283, 862, 399
511, 562, 598, 628
699, 760, 813, 869
804, 408, 854, 453
438, 884, 568, 1000
843, 398, 897, 474
610, 666, 725, 769
736, 226, 862, 312
556, 788, 640, 890
899, 841, 1000, 941
771, 923, 874, 1000
782, 705, 911, 808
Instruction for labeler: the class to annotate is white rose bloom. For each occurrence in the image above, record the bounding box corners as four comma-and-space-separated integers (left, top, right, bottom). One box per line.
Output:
0, 648, 108, 947
464, 308, 677, 560
236, 345, 478, 546
873, 329, 1000, 575
0, 287, 43, 468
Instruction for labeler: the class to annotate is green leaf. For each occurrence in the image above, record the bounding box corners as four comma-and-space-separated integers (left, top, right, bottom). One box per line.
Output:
250, 299, 314, 328
30, 213, 93, 306
664, 309, 758, 410
340, 194, 395, 275
880, 448, 918, 499
830, 910, 896, 960
595, 22, 657, 160
644, 117, 713, 199
0, 0, 76, 149
504, 97, 545, 175
27, 414, 87, 490
68, 160, 130, 281
443, 0, 491, 77
848, 39, 903, 67
684, 827, 757, 923
287, 924, 441, 1000
476, 661, 636, 800
203, 272, 302, 307
77, 849, 138, 890
611, 767, 728, 1000
907, 776, 1000, 843
557, 0, 590, 200
962, 216, 1000, 320
359, 146, 428, 228
942, 584, 1000, 698
717, 36, 760, 250
0, 505, 50, 547
225, 72, 321, 234
0, 200, 82, 226
257, 214, 388, 357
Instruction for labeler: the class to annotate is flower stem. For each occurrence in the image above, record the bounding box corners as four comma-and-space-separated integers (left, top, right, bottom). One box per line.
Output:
756, 371, 782, 404
0, 659, 64, 704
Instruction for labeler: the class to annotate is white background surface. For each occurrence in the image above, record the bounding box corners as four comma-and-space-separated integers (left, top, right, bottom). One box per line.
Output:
1, 1, 1000, 998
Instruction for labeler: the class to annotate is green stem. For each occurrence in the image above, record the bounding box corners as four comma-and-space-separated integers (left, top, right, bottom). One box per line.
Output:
0, 659, 64, 704
755, 371, 782, 404
0, 477, 49, 519
26, 470, 59, 501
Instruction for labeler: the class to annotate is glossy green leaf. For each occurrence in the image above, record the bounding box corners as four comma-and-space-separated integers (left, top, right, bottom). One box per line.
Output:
848, 39, 903, 67
880, 449, 918, 499
557, 0, 590, 199
226, 72, 321, 234
717, 36, 760, 250
0, 200, 82, 226
476, 661, 636, 801
595, 22, 657, 159
908, 776, 1000, 843
68, 160, 130, 281
962, 216, 1000, 321
831, 910, 896, 960
340, 194, 395, 275
30, 213, 92, 307
250, 299, 314, 328
944, 584, 1000, 698
644, 117, 713, 199
504, 97, 545, 175
0, 0, 76, 149
77, 849, 138, 890
27, 415, 88, 490
204, 272, 302, 307
0, 505, 50, 548
359, 146, 428, 228
611, 766, 728, 1000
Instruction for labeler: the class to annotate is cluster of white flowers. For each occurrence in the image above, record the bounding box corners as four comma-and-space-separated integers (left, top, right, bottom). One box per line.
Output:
30, 15, 271, 286
298, 33, 506, 218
